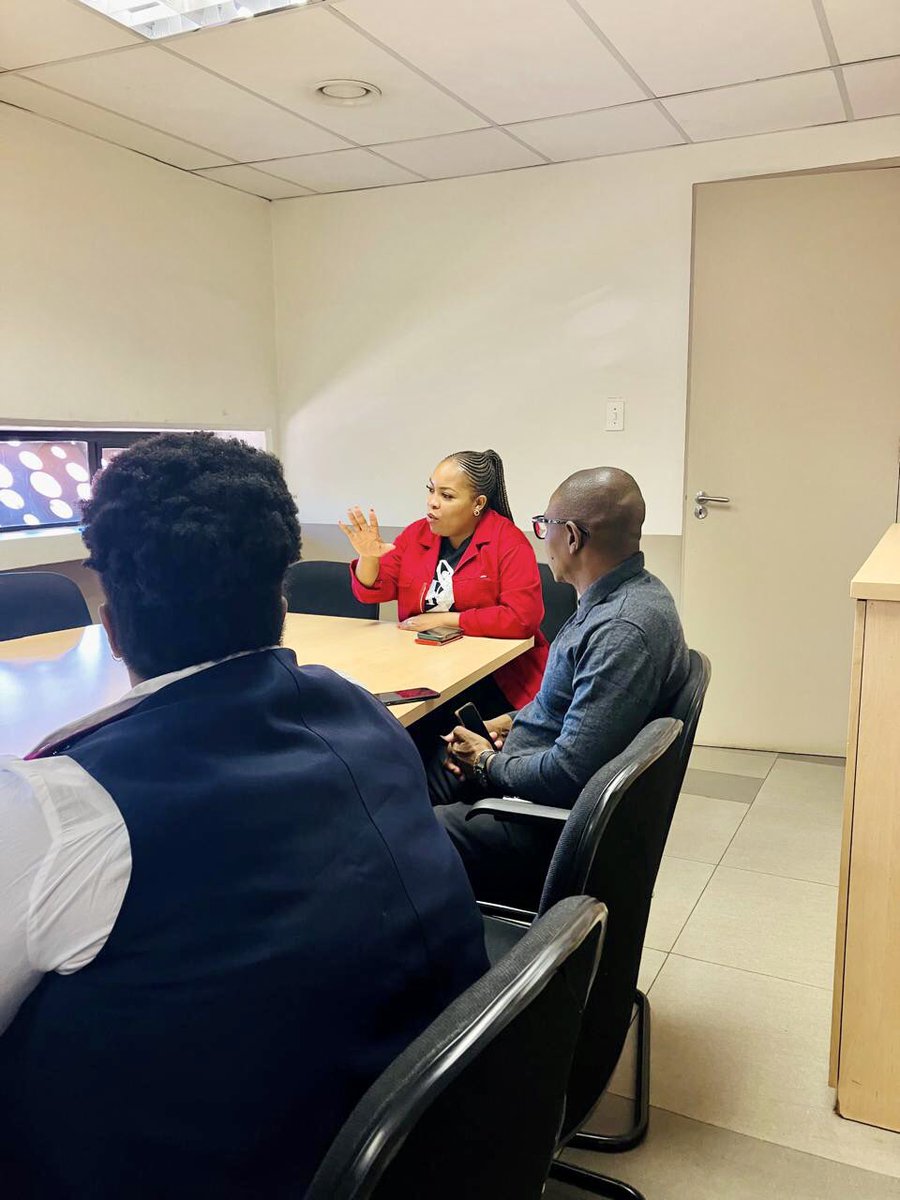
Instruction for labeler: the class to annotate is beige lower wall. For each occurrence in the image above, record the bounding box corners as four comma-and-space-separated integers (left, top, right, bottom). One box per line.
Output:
5, 529, 681, 633
300, 523, 682, 611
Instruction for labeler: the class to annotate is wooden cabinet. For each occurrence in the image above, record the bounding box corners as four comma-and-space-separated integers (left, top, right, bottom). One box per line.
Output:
830, 525, 900, 1131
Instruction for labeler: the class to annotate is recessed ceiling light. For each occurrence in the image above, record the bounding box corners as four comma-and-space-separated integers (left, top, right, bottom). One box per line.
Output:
315, 79, 382, 105
77, 1, 326, 41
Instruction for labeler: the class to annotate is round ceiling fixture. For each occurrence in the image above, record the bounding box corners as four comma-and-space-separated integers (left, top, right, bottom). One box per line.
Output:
315, 79, 382, 105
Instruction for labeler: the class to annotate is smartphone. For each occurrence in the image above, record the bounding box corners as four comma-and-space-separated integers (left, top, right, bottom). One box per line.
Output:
415, 628, 464, 645
375, 687, 442, 707
454, 702, 492, 742
416, 633, 463, 647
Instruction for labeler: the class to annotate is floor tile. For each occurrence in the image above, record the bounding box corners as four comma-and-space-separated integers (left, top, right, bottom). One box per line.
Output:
645, 955, 900, 1177
638, 947, 667, 994
644, 857, 714, 952
574, 1089, 638, 1138
690, 745, 778, 778
681, 768, 764, 804
598, 950, 668, 1104
722, 758, 845, 885
664, 793, 749, 864
673, 866, 838, 988
604, 1020, 640, 1101
555, 1107, 900, 1200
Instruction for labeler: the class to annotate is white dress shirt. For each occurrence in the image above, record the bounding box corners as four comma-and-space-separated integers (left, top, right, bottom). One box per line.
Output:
0, 654, 259, 1035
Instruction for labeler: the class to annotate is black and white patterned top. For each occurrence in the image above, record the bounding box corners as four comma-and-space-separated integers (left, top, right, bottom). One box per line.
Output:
422, 535, 472, 612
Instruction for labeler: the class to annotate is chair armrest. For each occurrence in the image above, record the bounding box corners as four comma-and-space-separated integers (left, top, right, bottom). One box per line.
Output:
465, 797, 570, 825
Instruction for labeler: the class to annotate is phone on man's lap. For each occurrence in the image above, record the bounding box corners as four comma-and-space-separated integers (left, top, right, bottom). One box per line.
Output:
454, 702, 492, 742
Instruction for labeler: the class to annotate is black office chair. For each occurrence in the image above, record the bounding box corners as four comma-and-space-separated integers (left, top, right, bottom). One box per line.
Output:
284, 561, 379, 621
466, 720, 682, 1196
666, 649, 713, 796
304, 896, 617, 1200
0, 570, 91, 642
538, 563, 577, 644
475, 657, 715, 1152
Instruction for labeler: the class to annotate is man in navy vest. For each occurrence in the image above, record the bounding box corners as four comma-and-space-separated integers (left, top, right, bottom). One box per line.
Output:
0, 433, 488, 1198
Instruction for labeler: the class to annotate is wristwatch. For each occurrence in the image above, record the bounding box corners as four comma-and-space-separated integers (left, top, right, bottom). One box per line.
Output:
473, 749, 496, 789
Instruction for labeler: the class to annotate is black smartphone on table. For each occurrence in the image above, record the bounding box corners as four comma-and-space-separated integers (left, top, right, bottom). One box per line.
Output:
375, 687, 441, 707
454, 701, 492, 742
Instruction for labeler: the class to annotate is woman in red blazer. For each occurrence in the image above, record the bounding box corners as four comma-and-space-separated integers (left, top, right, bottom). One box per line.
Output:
340, 449, 548, 714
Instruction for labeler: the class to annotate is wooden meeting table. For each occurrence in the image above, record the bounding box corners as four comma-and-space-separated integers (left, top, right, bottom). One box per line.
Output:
0, 613, 533, 758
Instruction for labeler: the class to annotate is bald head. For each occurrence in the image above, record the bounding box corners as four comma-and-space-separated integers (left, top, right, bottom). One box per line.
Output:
552, 467, 645, 556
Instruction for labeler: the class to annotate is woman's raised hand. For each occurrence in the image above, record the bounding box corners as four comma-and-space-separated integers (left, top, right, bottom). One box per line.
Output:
338, 507, 396, 559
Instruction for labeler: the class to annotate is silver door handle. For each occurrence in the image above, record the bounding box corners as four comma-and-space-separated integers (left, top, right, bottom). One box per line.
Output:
694, 491, 731, 504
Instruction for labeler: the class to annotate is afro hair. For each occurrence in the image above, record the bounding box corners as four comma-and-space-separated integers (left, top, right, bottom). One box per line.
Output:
82, 432, 301, 679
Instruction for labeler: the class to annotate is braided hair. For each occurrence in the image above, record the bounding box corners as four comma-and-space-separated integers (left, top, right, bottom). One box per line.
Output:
445, 449, 514, 523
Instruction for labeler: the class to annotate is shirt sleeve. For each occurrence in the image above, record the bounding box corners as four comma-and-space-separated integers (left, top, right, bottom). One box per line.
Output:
349, 524, 412, 605
0, 756, 131, 1036
457, 532, 544, 639
486, 621, 661, 806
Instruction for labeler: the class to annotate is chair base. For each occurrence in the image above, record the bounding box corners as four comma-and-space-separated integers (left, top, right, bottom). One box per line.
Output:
572, 989, 650, 1155
547, 990, 650, 1198
549, 1160, 646, 1199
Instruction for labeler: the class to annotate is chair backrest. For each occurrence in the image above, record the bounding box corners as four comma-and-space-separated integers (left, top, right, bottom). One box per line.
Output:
537, 563, 577, 644
0, 570, 91, 642
304, 896, 608, 1200
284, 561, 379, 621
663, 647, 712, 789
536, 718, 684, 1136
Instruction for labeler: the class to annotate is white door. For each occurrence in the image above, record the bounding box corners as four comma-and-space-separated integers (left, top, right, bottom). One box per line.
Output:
682, 169, 900, 754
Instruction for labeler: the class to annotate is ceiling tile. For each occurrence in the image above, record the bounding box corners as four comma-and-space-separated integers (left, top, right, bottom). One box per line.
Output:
168, 6, 484, 144
252, 148, 421, 193
0, 73, 228, 169
338, 0, 644, 124
578, 0, 830, 96
663, 72, 846, 142
0, 0, 140, 70
194, 164, 314, 199
843, 57, 900, 120
821, 0, 900, 64
509, 101, 684, 162
376, 128, 543, 179
23, 45, 349, 162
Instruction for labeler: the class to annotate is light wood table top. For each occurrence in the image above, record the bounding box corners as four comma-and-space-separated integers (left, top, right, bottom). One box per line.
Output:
0, 613, 533, 758
850, 523, 900, 602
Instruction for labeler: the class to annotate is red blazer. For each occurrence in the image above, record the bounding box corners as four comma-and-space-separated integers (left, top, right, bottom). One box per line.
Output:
350, 508, 549, 710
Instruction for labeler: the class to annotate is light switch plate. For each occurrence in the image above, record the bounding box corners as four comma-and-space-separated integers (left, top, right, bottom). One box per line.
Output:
606, 399, 625, 431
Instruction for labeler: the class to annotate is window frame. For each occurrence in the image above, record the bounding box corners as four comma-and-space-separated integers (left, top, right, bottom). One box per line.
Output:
0, 430, 163, 535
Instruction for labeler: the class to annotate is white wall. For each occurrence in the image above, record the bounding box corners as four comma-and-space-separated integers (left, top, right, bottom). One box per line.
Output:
272, 114, 900, 536
1, 104, 276, 434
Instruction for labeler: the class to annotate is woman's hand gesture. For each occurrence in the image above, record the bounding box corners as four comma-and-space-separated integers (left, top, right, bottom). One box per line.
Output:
338, 507, 396, 559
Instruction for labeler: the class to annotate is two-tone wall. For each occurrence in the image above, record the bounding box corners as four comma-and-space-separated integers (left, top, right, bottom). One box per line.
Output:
273, 112, 900, 605
6, 98, 900, 612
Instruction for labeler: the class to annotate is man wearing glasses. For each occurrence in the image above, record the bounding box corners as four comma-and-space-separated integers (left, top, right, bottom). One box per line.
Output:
436, 466, 689, 908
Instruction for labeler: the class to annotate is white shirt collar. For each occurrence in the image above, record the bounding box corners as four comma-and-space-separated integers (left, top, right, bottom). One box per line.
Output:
28, 647, 279, 759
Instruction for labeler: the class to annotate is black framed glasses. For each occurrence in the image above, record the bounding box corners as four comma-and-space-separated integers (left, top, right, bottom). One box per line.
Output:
531, 515, 590, 540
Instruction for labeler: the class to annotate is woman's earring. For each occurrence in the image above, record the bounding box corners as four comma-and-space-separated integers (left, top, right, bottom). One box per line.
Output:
474, 506, 482, 515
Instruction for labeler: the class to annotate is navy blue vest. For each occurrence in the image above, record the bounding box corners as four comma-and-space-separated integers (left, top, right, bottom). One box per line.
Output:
0, 649, 488, 1198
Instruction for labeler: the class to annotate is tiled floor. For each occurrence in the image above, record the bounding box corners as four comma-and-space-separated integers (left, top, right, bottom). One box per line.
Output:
551, 746, 900, 1199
